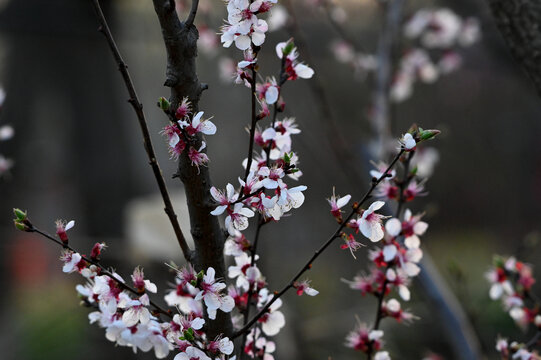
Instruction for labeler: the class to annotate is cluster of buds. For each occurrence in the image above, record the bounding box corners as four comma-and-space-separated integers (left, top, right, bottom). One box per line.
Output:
13, 208, 31, 232
159, 97, 215, 170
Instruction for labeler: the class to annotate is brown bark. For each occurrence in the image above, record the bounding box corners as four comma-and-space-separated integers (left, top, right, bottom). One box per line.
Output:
488, 0, 541, 97
152, 0, 233, 338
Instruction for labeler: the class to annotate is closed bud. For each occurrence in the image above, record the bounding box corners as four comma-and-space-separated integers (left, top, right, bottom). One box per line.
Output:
13, 208, 27, 221
157, 97, 170, 112
14, 220, 29, 232
282, 39, 295, 56
419, 129, 441, 141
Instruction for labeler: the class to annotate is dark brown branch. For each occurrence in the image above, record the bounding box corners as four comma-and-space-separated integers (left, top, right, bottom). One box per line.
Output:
367, 152, 412, 358
152, 0, 233, 338
29, 224, 172, 318
242, 60, 260, 187
232, 149, 405, 339
89, 0, 192, 264
487, 0, 541, 97
185, 0, 199, 27
526, 330, 541, 350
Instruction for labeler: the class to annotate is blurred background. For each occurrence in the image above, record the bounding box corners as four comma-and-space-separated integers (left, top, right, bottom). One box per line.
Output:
0, 0, 540, 359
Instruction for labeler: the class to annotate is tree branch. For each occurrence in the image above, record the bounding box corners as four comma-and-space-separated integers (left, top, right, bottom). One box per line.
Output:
29, 224, 172, 318
89, 0, 193, 263
151, 0, 233, 338
232, 149, 404, 339
185, 0, 199, 27
487, 0, 541, 98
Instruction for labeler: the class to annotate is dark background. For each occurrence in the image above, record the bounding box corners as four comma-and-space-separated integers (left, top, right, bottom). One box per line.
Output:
0, 0, 539, 359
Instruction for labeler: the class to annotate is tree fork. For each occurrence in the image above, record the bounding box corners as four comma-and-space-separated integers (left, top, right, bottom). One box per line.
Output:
151, 0, 233, 338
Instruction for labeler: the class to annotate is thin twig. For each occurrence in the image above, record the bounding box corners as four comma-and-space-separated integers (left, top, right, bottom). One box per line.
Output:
89, 0, 192, 263
526, 330, 541, 350
232, 149, 405, 339
29, 225, 172, 318
366, 151, 412, 358
238, 58, 287, 358
242, 57, 260, 187
185, 0, 199, 27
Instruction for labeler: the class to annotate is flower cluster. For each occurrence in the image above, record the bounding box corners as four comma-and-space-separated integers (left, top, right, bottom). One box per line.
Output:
48, 217, 236, 360
339, 131, 439, 358
210, 5, 318, 357
487, 256, 538, 331
220, 0, 277, 51
160, 98, 216, 170
495, 337, 540, 360
0, 86, 14, 178
328, 7, 480, 102
391, 8, 481, 102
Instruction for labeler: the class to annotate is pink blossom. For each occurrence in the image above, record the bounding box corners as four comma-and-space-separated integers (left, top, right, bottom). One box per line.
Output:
131, 267, 157, 293
188, 142, 210, 170
179, 111, 216, 136
294, 279, 319, 296
358, 201, 386, 242
55, 219, 75, 244
327, 187, 351, 222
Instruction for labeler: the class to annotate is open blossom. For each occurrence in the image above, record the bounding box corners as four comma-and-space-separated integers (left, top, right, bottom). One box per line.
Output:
341, 233, 364, 259
294, 279, 319, 296
245, 328, 276, 359
210, 183, 238, 215
355, 201, 386, 242
327, 187, 351, 223
60, 250, 83, 273
345, 323, 384, 353
220, 0, 274, 50
161, 125, 186, 160
400, 133, 416, 151
56, 219, 75, 244
385, 210, 428, 249
370, 161, 396, 180
121, 294, 151, 327
276, 41, 314, 80
188, 142, 210, 170
382, 298, 417, 323
179, 111, 217, 136
403, 179, 426, 201
131, 267, 158, 293
224, 230, 251, 256
207, 336, 234, 356
257, 289, 286, 336
174, 346, 211, 360
228, 253, 261, 290
226, 202, 256, 234
256, 79, 279, 105
485, 267, 513, 300
195, 267, 234, 320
